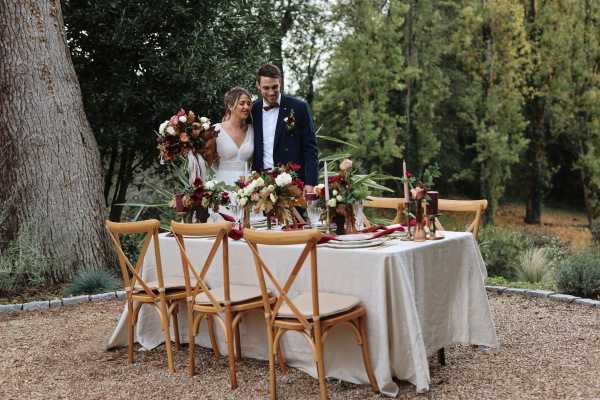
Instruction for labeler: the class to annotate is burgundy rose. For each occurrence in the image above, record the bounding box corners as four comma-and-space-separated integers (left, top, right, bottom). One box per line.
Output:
292, 178, 304, 189
289, 162, 301, 172
193, 177, 203, 188
328, 175, 341, 184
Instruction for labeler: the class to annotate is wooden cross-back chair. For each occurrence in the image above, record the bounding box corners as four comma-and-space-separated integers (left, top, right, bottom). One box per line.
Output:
105, 219, 185, 372
171, 221, 273, 389
363, 196, 406, 228
437, 199, 488, 241
243, 228, 379, 400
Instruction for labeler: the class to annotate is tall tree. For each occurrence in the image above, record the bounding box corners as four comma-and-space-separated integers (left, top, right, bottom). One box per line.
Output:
0, 0, 111, 281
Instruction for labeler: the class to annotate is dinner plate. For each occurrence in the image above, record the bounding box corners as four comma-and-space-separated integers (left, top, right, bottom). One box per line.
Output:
334, 233, 375, 241
324, 238, 386, 249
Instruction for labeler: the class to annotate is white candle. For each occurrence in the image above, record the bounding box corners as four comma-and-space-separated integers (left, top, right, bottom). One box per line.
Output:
323, 161, 330, 202
403, 160, 409, 201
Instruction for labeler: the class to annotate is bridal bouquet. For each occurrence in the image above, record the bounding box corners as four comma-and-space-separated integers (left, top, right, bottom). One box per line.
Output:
156, 108, 219, 165
235, 163, 304, 227
169, 177, 230, 222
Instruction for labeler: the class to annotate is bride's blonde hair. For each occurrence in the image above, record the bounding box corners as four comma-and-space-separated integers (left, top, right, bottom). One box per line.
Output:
222, 86, 252, 122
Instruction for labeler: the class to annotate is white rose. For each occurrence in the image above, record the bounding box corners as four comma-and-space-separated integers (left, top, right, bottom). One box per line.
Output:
159, 121, 169, 135
243, 186, 253, 196
202, 122, 210, 130
275, 172, 292, 187
255, 177, 265, 187
268, 184, 275, 192
332, 189, 338, 196
205, 180, 216, 190
237, 189, 244, 197
166, 126, 176, 135
327, 199, 337, 208
336, 195, 343, 201
270, 193, 277, 203
316, 184, 325, 190
200, 117, 209, 124
240, 197, 248, 206
179, 116, 187, 123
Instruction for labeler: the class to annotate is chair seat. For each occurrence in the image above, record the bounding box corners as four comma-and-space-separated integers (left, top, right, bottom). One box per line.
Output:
133, 277, 195, 292
277, 292, 361, 319
195, 285, 263, 305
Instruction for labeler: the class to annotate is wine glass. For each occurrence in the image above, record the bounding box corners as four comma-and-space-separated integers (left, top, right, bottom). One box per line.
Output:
228, 192, 244, 229
305, 193, 322, 228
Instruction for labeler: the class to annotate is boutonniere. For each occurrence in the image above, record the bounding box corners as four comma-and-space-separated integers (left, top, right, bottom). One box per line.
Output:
283, 109, 296, 132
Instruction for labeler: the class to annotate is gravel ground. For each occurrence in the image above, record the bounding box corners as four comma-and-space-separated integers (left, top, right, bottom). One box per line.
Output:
1, 293, 599, 400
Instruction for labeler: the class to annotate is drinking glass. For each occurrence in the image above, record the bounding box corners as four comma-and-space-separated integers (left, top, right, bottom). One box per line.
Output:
306, 199, 322, 228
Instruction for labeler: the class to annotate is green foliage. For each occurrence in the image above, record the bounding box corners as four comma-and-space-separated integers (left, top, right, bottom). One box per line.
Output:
514, 247, 554, 284
486, 275, 556, 291
0, 223, 54, 296
479, 226, 531, 278
556, 248, 600, 299
591, 219, 600, 246
525, 231, 570, 264
64, 270, 121, 296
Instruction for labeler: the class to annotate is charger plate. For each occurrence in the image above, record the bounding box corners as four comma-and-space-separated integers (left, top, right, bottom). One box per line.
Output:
324, 237, 386, 249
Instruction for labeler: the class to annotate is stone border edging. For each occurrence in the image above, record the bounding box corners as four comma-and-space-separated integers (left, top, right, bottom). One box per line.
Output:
485, 286, 600, 307
0, 290, 126, 314
1, 287, 599, 314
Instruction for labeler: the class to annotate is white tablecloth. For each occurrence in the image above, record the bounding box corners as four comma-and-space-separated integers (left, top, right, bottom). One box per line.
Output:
108, 231, 497, 396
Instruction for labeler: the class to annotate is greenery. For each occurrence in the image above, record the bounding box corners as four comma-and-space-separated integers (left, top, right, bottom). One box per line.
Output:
514, 247, 554, 284
64, 270, 121, 296
556, 249, 600, 299
479, 226, 531, 279
486, 275, 556, 292
0, 223, 54, 296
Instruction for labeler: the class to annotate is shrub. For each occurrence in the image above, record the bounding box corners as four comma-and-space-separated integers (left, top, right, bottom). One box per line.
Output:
0, 224, 54, 296
479, 226, 531, 278
64, 270, 120, 296
525, 231, 570, 264
556, 248, 600, 299
514, 247, 554, 283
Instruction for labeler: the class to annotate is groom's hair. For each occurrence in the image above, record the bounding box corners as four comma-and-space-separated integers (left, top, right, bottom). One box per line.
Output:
256, 63, 281, 82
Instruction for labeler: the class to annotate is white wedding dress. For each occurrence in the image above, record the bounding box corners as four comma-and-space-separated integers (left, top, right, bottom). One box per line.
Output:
213, 123, 254, 185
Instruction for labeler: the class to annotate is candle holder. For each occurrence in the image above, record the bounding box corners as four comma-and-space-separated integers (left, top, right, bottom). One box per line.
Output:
402, 201, 414, 241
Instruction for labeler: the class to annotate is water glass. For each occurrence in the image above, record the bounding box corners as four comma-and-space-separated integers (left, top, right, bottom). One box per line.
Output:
306, 199, 322, 227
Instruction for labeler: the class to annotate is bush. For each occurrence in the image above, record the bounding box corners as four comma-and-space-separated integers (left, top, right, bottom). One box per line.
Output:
64, 270, 121, 296
525, 231, 570, 264
0, 224, 54, 296
556, 249, 600, 299
514, 247, 554, 283
479, 226, 531, 278
591, 219, 600, 247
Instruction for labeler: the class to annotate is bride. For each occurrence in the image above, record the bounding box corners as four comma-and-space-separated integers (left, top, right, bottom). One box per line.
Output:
213, 86, 254, 185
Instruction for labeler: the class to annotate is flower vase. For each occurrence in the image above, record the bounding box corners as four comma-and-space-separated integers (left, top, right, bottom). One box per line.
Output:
266, 213, 273, 230
333, 212, 346, 235
194, 207, 209, 223
413, 200, 427, 242
345, 205, 358, 234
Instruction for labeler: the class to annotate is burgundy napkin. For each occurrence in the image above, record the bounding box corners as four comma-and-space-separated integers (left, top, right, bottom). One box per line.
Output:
317, 234, 336, 244
370, 225, 405, 239
218, 212, 236, 223
229, 228, 243, 240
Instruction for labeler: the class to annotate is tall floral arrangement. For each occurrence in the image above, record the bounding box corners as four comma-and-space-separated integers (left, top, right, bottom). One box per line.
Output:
235, 163, 304, 227
169, 177, 230, 222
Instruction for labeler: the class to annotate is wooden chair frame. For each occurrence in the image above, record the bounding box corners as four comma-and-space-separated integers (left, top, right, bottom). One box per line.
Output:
106, 219, 184, 372
243, 228, 379, 400
437, 199, 488, 240
171, 221, 274, 389
363, 196, 406, 228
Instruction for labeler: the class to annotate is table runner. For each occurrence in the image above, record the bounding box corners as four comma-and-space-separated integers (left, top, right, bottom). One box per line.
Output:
108, 231, 498, 396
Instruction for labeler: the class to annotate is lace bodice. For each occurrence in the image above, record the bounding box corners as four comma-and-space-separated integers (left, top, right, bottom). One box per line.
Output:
214, 123, 254, 185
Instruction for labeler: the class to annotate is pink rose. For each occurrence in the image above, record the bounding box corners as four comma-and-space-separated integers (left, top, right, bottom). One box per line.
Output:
180, 132, 189, 142
340, 159, 353, 171
176, 108, 186, 117
169, 115, 179, 125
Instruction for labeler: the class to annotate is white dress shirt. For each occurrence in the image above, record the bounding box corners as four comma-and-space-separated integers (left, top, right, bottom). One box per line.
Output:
262, 93, 281, 170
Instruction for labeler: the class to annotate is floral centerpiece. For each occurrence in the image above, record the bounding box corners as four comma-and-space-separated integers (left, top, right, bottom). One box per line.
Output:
169, 177, 230, 223
402, 164, 441, 240
314, 159, 370, 234
235, 163, 304, 228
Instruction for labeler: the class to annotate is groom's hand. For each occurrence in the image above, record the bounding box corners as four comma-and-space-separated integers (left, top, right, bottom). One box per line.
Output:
303, 185, 314, 195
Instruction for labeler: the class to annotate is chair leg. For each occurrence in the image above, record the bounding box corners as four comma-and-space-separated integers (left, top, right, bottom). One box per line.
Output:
127, 299, 135, 364
313, 323, 328, 400
438, 347, 446, 366
187, 303, 196, 377
225, 309, 238, 389
207, 315, 221, 358
277, 337, 288, 374
358, 316, 379, 393
158, 301, 175, 372
234, 322, 242, 361
172, 302, 181, 351
265, 321, 277, 400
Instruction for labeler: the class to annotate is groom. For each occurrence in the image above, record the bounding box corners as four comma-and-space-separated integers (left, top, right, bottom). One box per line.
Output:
252, 63, 318, 193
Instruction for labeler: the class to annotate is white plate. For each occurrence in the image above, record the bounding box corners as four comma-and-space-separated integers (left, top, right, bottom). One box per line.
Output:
334, 233, 375, 241
324, 238, 386, 249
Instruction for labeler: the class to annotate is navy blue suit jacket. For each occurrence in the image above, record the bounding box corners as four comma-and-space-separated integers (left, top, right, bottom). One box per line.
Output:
251, 95, 319, 186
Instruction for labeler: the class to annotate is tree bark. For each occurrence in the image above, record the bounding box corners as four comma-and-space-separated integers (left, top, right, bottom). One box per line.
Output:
0, 0, 112, 281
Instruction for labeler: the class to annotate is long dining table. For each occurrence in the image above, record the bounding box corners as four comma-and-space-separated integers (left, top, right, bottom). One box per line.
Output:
108, 230, 498, 397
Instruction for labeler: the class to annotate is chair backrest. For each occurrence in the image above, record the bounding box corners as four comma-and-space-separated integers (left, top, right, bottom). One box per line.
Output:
243, 228, 322, 330
437, 199, 488, 240
105, 219, 164, 298
170, 221, 233, 312
362, 196, 406, 227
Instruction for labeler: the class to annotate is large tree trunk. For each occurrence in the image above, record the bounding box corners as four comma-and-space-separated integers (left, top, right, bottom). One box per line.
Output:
0, 0, 112, 281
